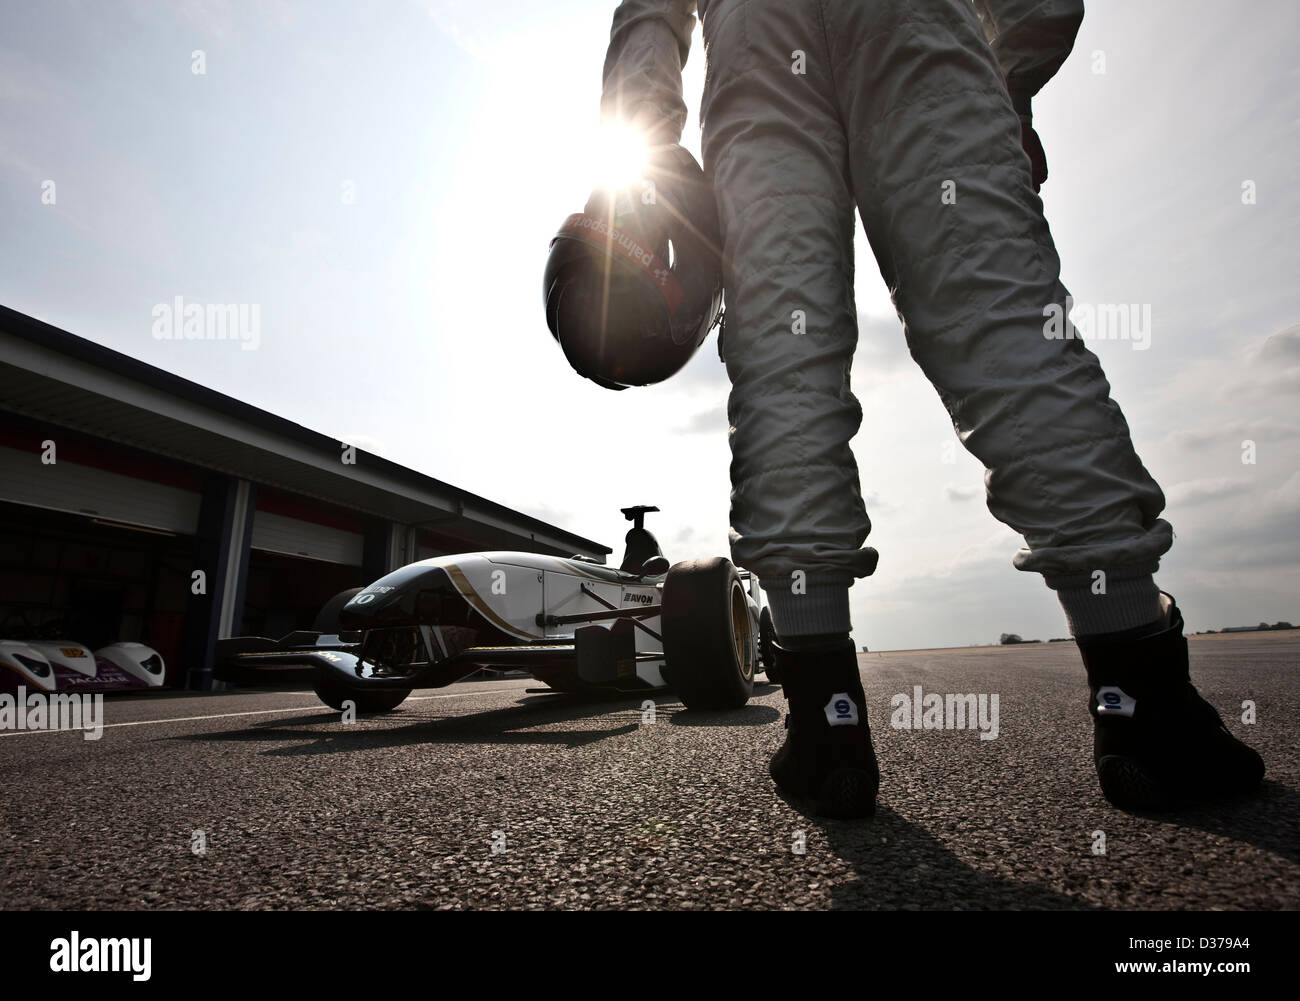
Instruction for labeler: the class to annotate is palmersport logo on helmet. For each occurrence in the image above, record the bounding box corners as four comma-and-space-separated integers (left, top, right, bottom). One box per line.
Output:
557, 213, 685, 311
562, 214, 657, 271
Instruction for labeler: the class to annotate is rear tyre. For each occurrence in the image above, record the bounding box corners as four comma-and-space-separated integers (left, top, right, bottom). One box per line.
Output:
758, 606, 780, 684
312, 675, 411, 714
662, 558, 755, 710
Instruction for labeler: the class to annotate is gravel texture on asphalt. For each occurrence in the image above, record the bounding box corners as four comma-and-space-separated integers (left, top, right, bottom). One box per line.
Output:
1, 634, 1294, 910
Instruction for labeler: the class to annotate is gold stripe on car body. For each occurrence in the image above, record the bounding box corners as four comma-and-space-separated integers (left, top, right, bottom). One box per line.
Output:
444, 564, 541, 640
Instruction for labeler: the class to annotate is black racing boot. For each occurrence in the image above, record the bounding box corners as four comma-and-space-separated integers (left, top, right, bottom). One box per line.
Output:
769, 638, 879, 819
1077, 594, 1265, 810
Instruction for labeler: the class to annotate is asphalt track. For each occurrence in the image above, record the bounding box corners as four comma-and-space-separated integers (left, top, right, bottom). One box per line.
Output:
1, 633, 1295, 911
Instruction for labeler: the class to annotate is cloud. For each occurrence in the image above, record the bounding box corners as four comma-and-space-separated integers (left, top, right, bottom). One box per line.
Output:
1206, 321, 1300, 403
0, 145, 44, 187
944, 483, 980, 502
886, 527, 1020, 587
0, 51, 67, 186
517, 502, 578, 534
850, 311, 910, 381
415, 1, 489, 61
1167, 418, 1300, 451
662, 336, 730, 390
852, 527, 1054, 648
1262, 469, 1300, 516
1248, 323, 1300, 364
675, 401, 727, 435
1164, 478, 1253, 505
1163, 470, 1300, 574
411, 0, 580, 64
0, 56, 48, 106
862, 489, 899, 513
165, 0, 237, 39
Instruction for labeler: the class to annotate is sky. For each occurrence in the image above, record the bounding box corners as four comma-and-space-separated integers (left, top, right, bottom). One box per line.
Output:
1, 0, 1297, 649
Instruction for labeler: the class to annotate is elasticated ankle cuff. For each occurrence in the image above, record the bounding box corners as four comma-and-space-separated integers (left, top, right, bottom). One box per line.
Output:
1046, 570, 1162, 637
762, 576, 852, 638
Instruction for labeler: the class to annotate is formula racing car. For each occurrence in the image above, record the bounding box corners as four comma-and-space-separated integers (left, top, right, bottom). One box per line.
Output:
215, 506, 778, 712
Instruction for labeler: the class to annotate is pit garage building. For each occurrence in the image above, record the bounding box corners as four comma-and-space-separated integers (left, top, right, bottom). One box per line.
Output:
0, 305, 610, 689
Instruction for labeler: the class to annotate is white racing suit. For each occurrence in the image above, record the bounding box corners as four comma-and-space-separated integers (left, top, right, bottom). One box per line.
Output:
601, 0, 1173, 633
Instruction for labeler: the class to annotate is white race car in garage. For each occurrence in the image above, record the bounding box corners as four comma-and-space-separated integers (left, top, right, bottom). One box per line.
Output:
216, 506, 777, 713
0, 629, 167, 695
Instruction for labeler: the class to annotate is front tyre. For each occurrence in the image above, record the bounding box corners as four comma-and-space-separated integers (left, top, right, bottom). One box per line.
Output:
312, 587, 365, 634
313, 675, 412, 714
662, 558, 755, 710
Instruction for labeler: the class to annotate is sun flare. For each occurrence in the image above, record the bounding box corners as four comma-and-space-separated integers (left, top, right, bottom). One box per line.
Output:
594, 121, 650, 191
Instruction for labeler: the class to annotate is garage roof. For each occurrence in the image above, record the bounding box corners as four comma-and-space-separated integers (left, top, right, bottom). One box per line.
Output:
0, 304, 610, 559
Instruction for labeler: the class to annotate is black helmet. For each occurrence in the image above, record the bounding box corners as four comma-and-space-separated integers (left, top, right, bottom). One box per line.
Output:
543, 144, 723, 390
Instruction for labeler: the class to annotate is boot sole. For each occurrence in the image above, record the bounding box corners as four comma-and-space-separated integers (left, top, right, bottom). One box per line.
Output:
1096, 754, 1263, 812
812, 767, 879, 820
1097, 755, 1175, 811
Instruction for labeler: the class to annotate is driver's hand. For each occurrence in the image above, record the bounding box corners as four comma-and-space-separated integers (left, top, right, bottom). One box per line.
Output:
1019, 115, 1048, 192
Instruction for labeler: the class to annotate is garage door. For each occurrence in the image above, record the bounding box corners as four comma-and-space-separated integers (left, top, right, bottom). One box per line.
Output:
0, 444, 200, 534
250, 510, 364, 565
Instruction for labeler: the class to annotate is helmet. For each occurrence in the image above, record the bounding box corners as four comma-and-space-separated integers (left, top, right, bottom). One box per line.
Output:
543, 145, 723, 390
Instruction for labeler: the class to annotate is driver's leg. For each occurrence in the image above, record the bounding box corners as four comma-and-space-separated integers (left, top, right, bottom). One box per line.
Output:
828, 0, 1261, 809
702, 0, 878, 644
701, 0, 878, 819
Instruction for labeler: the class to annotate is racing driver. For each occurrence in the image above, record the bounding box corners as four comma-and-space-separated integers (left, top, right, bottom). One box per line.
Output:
597, 0, 1265, 818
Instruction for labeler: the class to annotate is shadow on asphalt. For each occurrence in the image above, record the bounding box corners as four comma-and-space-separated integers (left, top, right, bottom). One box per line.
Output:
165, 687, 777, 754
1110, 778, 1298, 865
772, 781, 1295, 910
783, 799, 1100, 911
667, 704, 780, 727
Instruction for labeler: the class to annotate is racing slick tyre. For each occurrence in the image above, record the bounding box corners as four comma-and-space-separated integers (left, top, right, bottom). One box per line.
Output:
312, 674, 412, 714
758, 606, 780, 684
662, 558, 755, 710
312, 587, 365, 634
